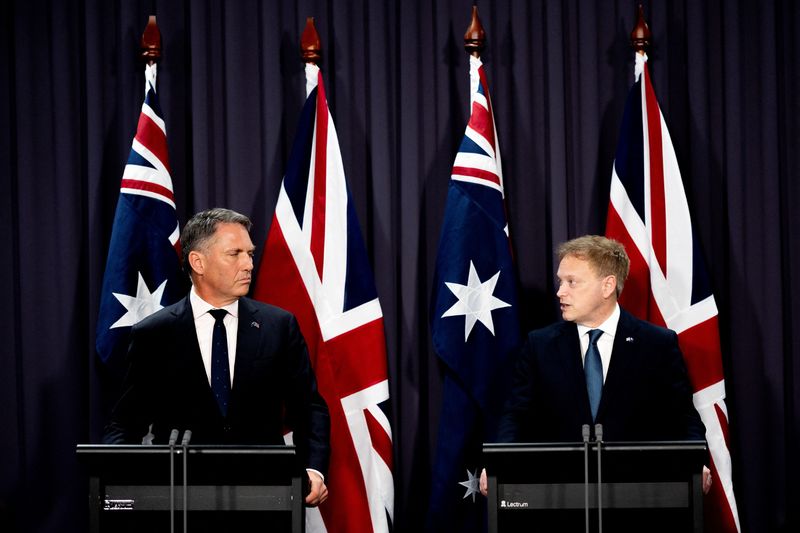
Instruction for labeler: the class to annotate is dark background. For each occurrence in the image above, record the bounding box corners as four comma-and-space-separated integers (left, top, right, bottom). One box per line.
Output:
1, 0, 798, 531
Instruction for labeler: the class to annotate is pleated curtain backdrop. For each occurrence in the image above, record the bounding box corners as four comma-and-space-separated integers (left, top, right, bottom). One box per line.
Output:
1, 1, 798, 531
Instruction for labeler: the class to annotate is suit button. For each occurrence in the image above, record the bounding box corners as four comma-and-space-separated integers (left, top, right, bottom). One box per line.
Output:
223, 425, 232, 433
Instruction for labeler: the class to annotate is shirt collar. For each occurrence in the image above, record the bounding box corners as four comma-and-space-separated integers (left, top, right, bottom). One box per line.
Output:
576, 303, 620, 339
190, 286, 240, 319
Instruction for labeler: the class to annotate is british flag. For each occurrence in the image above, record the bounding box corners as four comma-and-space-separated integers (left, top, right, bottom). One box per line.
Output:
96, 63, 187, 363
605, 52, 740, 532
253, 62, 393, 532
428, 55, 521, 531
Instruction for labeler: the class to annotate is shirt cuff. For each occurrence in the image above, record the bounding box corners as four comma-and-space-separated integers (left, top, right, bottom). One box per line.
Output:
306, 468, 325, 482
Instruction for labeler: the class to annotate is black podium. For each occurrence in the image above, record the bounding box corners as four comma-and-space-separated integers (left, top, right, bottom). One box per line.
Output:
483, 441, 707, 533
76, 444, 304, 533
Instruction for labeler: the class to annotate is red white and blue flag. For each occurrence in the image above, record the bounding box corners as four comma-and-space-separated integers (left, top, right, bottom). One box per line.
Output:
428, 55, 521, 531
96, 64, 187, 363
253, 63, 393, 533
605, 52, 740, 532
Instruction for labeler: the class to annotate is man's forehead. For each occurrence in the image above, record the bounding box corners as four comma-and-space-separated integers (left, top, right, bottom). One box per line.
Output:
557, 254, 597, 275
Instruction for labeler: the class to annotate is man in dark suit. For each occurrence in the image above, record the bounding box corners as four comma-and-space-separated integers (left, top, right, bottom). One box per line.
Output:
481, 235, 709, 495
105, 208, 330, 506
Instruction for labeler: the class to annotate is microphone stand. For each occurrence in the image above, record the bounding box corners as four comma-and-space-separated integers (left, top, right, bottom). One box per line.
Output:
181, 430, 192, 533
595, 423, 604, 533
582, 424, 591, 533
168, 429, 179, 533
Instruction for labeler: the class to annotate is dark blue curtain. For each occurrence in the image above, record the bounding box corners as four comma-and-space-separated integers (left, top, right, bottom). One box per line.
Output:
1, 0, 798, 531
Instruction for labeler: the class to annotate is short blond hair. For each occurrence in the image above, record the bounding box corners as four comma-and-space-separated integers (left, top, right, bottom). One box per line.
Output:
557, 235, 630, 297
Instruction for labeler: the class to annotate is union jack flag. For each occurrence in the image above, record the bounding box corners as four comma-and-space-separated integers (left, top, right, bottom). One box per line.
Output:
605, 52, 740, 532
253, 62, 393, 532
96, 63, 187, 363
428, 55, 521, 531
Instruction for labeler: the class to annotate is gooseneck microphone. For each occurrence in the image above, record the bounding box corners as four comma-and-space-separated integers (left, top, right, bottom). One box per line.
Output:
168, 429, 179, 533
582, 424, 591, 533
181, 430, 192, 533
595, 423, 604, 533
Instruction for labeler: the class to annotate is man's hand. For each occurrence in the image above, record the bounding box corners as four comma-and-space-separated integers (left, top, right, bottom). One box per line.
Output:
480, 468, 488, 497
305, 470, 329, 506
702, 465, 712, 495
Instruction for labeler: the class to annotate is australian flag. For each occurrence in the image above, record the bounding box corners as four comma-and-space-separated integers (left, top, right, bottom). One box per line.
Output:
96, 63, 188, 364
428, 55, 521, 532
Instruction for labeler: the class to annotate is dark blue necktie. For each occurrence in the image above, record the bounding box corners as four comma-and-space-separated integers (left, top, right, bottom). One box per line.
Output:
209, 309, 231, 417
584, 329, 604, 421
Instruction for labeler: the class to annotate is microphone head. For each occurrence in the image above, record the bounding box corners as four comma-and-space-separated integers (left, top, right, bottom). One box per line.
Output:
594, 423, 603, 441
168, 429, 179, 446
181, 429, 192, 446
582, 424, 591, 442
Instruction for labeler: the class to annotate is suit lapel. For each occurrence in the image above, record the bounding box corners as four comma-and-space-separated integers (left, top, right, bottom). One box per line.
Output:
173, 295, 230, 420
557, 322, 594, 422
232, 298, 262, 395
596, 308, 640, 422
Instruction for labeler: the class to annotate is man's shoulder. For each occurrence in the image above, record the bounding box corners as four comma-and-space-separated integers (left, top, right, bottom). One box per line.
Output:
239, 297, 297, 323
527, 320, 574, 345
133, 297, 188, 331
618, 307, 677, 342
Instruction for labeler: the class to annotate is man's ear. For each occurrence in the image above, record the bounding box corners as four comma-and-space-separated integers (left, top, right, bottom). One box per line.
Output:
602, 275, 617, 299
188, 250, 204, 277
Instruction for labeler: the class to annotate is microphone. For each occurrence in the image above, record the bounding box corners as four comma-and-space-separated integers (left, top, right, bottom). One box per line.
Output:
595, 423, 604, 533
168, 429, 179, 533
181, 430, 192, 533
142, 423, 156, 445
582, 424, 591, 533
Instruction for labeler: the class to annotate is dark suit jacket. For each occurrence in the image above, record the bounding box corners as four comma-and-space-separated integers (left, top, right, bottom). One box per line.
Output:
497, 308, 704, 443
104, 295, 330, 476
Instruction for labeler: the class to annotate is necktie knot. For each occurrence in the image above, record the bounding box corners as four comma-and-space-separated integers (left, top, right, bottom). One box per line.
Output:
588, 329, 603, 345
209, 309, 228, 323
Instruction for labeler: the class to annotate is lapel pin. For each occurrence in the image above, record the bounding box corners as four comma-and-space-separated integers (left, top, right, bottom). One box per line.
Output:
251, 321, 260, 329
626, 336, 634, 343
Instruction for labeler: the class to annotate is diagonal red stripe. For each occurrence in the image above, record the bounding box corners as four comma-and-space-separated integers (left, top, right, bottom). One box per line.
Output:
134, 112, 171, 174
644, 66, 667, 276
452, 166, 500, 186
310, 73, 328, 280
364, 408, 393, 471
120, 178, 175, 202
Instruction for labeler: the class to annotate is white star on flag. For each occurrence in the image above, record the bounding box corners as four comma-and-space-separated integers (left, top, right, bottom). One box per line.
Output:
442, 261, 511, 341
459, 469, 480, 502
110, 272, 167, 329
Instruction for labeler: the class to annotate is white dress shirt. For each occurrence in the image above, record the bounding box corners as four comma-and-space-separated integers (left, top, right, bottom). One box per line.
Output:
190, 287, 238, 387
576, 303, 621, 383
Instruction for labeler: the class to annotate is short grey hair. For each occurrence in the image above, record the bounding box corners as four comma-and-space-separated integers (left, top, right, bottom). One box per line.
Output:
181, 208, 252, 274
557, 235, 630, 297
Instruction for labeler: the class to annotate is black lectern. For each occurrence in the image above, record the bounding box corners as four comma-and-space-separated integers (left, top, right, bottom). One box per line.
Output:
77, 444, 304, 533
484, 441, 706, 533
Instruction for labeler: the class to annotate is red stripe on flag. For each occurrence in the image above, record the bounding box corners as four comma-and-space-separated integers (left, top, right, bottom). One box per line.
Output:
705, 451, 739, 532
452, 166, 500, 186
325, 319, 390, 397
476, 67, 496, 149
643, 66, 667, 276
364, 408, 393, 470
676, 317, 725, 392
120, 179, 175, 202
468, 102, 494, 147
311, 72, 328, 280
134, 113, 171, 174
